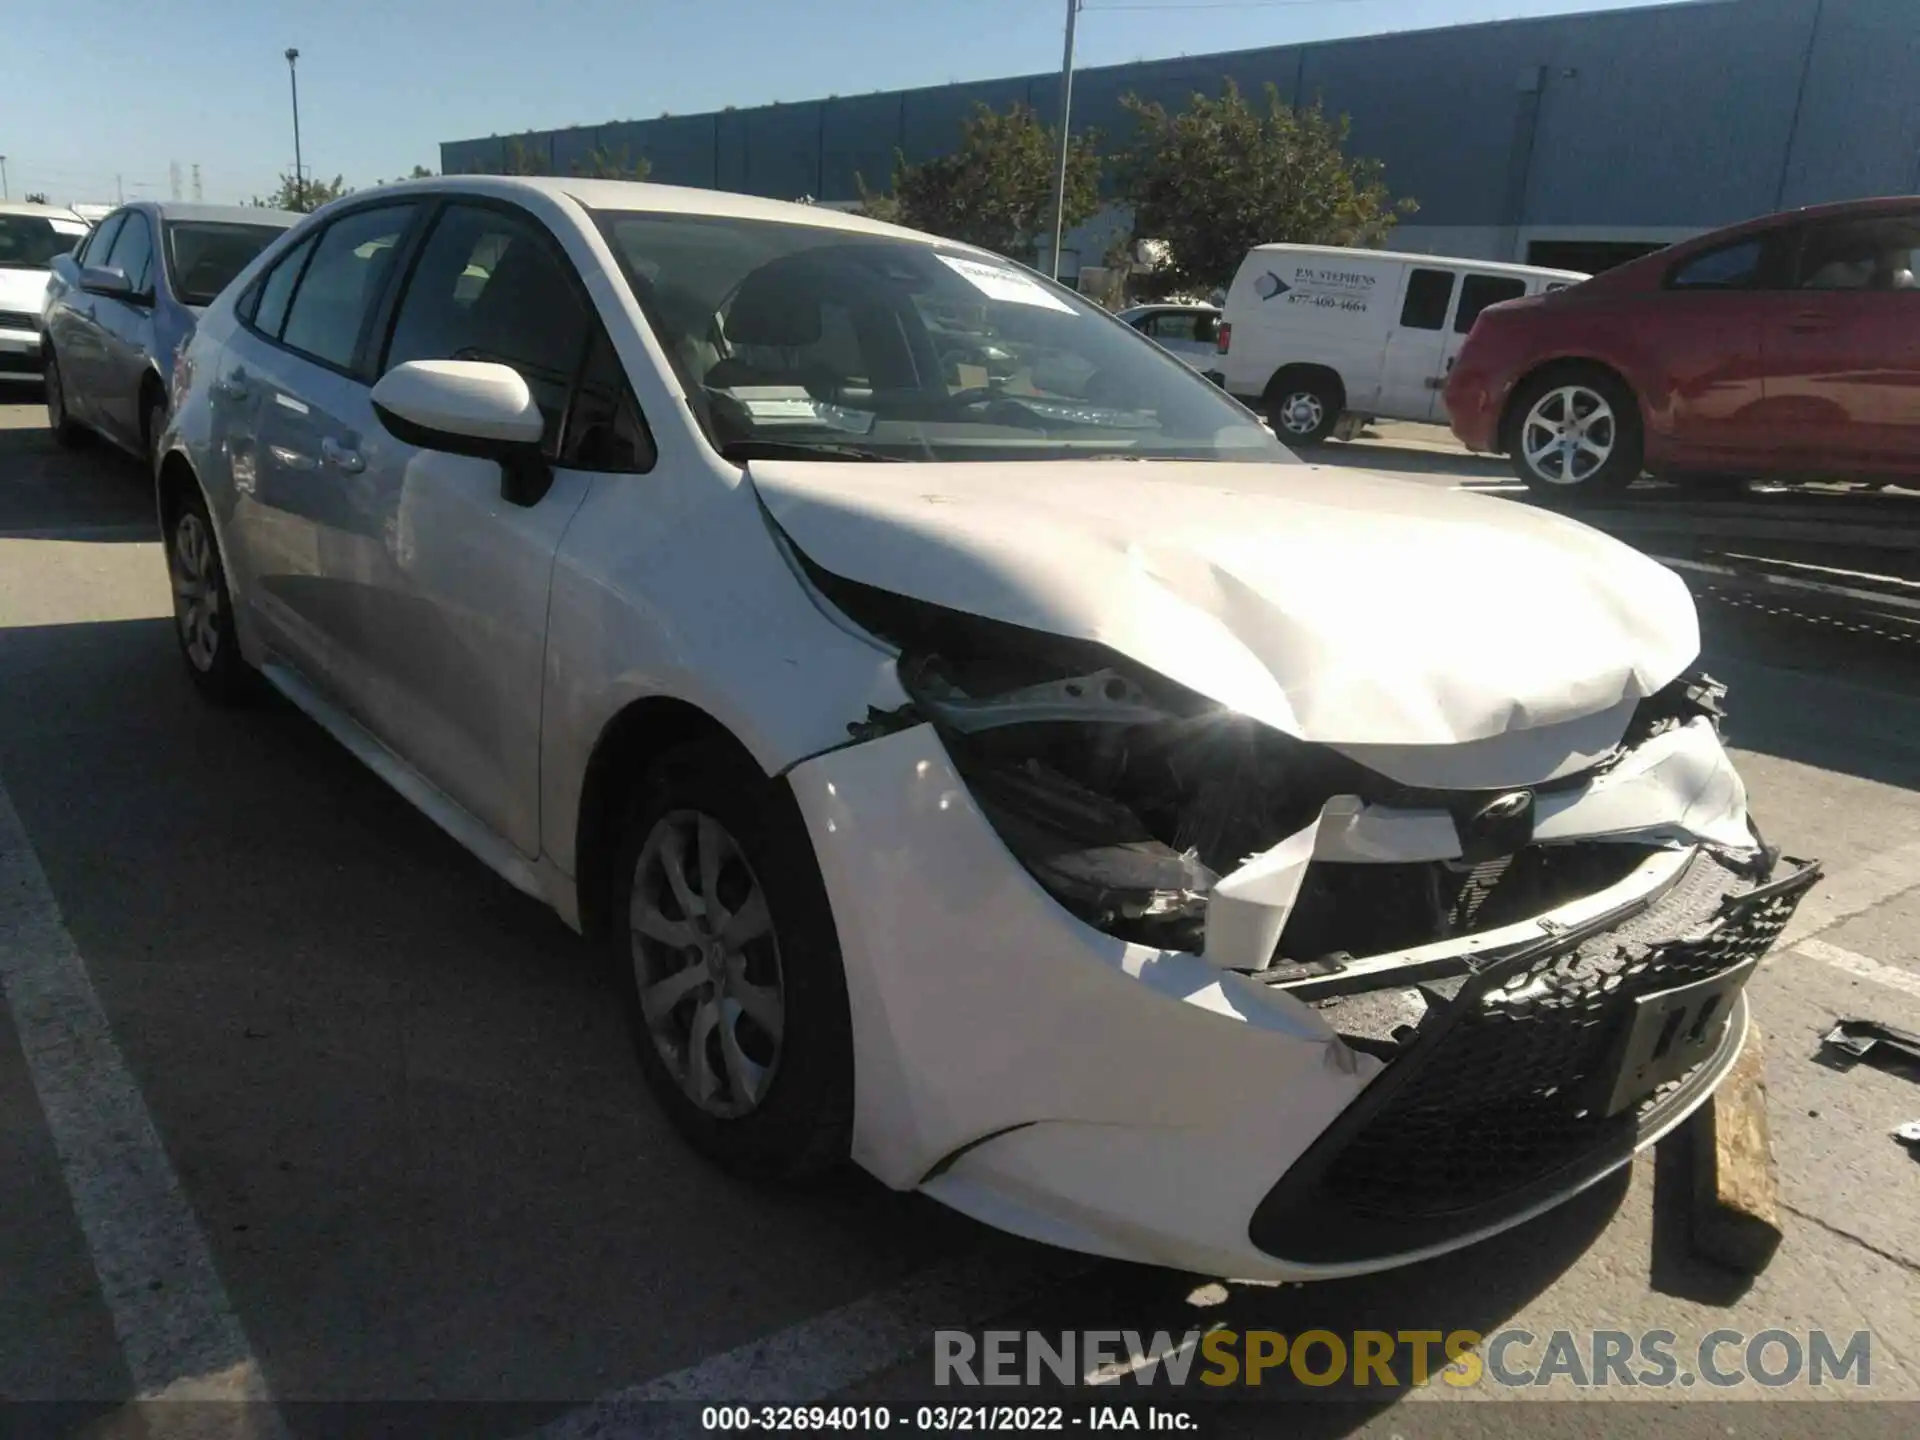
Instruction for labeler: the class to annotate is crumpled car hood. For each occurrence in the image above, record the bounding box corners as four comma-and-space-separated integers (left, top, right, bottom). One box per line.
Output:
750, 459, 1699, 751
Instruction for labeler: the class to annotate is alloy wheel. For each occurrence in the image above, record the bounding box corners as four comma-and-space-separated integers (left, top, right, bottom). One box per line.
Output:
629, 809, 785, 1119
170, 512, 222, 672
1278, 389, 1326, 437
1521, 385, 1616, 486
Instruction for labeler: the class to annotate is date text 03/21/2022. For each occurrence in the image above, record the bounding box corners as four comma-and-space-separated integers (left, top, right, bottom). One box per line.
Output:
701, 1405, 1194, 1431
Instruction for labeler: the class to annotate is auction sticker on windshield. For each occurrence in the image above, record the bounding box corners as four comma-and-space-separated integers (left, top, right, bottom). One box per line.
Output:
938, 255, 1075, 313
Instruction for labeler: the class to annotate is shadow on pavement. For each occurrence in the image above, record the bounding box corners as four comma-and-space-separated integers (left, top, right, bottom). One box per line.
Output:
0, 414, 155, 542
0, 616, 1015, 1409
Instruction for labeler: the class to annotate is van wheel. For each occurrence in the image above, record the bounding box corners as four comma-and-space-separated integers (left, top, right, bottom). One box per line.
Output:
1267, 377, 1340, 446
1507, 367, 1642, 498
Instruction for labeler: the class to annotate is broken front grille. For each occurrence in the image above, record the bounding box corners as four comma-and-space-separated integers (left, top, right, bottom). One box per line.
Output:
1248, 852, 1819, 1265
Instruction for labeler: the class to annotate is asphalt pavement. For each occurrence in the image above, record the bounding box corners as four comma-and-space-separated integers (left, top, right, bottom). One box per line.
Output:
2, 398, 1917, 1438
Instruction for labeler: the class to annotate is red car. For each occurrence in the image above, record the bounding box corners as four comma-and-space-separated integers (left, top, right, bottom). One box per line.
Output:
1445, 196, 1920, 497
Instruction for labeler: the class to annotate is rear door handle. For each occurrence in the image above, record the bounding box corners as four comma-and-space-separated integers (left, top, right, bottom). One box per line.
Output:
320, 437, 365, 474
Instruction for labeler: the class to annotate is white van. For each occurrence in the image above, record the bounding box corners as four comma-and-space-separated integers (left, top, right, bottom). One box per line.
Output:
1215, 245, 1587, 444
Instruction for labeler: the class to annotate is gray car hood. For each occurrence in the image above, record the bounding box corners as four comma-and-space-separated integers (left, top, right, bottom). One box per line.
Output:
751, 458, 1699, 762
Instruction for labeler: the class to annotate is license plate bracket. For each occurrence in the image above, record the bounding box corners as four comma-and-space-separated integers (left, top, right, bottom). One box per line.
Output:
1601, 957, 1757, 1117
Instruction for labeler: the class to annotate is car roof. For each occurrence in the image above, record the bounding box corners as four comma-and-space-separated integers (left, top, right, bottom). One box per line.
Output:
1245, 242, 1587, 282
138, 201, 302, 227
367, 174, 984, 252
0, 200, 87, 225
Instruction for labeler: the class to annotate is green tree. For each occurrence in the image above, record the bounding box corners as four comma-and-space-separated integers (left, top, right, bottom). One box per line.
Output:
250, 172, 352, 212
1117, 80, 1416, 296
494, 138, 648, 181
857, 101, 1100, 262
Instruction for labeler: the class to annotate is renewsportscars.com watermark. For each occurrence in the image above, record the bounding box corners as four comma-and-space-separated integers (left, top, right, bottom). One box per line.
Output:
935, 1328, 1874, 1391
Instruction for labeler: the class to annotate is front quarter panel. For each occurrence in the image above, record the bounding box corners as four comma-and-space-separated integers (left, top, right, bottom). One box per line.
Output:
540, 455, 910, 877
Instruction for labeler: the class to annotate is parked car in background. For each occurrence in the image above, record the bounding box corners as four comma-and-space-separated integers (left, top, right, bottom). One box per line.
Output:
42, 202, 299, 467
155, 176, 1811, 1282
0, 201, 90, 386
1446, 196, 1920, 497
1216, 244, 1585, 444
1117, 302, 1220, 370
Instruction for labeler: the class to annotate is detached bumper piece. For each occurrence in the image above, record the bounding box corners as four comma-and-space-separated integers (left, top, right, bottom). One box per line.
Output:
1249, 851, 1820, 1265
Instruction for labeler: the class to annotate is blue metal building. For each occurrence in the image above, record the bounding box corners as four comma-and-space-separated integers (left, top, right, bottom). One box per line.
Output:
440, 0, 1920, 273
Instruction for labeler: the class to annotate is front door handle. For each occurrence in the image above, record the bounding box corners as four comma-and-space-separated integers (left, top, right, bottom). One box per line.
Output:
320, 437, 365, 474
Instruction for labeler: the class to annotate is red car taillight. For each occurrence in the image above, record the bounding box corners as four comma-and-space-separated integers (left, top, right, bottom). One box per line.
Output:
1216, 322, 1231, 355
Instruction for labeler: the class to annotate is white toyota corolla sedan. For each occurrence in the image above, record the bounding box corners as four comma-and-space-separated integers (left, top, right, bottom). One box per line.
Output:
156, 176, 1817, 1281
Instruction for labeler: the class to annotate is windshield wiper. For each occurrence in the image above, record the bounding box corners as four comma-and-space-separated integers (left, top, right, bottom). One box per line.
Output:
718, 438, 899, 463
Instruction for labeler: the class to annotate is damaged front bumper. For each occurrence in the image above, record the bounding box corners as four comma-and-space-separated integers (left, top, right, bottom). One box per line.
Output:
787, 718, 1819, 1281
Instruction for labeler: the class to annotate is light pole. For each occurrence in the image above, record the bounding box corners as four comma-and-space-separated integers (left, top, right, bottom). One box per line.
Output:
0, 155, 9, 201
1046, 0, 1081, 283
285, 47, 305, 210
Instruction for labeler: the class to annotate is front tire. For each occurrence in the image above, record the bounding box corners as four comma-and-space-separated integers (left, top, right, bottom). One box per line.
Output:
608, 741, 853, 1181
1506, 367, 1643, 498
1267, 375, 1341, 446
44, 349, 87, 448
165, 486, 250, 704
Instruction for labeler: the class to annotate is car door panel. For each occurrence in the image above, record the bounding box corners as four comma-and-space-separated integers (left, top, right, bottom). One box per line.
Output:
93, 213, 159, 447
322, 198, 617, 857
1761, 212, 1920, 471
57, 211, 124, 422
1377, 266, 1453, 419
228, 204, 419, 693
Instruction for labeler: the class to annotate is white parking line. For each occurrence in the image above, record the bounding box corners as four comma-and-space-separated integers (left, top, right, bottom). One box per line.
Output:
0, 778, 282, 1421
1778, 838, 1920, 948
1796, 937, 1920, 1001
527, 1248, 1094, 1438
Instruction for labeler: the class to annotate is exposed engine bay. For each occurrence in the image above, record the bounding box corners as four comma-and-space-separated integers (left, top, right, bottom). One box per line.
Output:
805, 548, 1774, 987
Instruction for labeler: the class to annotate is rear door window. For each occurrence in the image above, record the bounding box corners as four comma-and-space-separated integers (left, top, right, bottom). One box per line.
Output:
247, 234, 317, 338
278, 203, 417, 372
1399, 268, 1455, 330
1791, 213, 1920, 292
1454, 274, 1526, 332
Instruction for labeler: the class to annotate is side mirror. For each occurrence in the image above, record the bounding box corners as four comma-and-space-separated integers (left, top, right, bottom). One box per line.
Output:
80, 265, 133, 298
370, 359, 552, 506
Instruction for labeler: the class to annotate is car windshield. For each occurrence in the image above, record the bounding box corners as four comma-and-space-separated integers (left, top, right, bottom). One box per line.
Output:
0, 215, 86, 270
165, 222, 292, 307
596, 211, 1290, 464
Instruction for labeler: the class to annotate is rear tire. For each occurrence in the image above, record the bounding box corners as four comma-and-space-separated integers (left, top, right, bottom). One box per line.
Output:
608, 741, 853, 1182
1505, 366, 1643, 499
44, 349, 87, 448
1267, 374, 1341, 446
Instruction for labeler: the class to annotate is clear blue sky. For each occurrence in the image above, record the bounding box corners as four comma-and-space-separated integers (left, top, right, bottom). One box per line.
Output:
3, 0, 1680, 206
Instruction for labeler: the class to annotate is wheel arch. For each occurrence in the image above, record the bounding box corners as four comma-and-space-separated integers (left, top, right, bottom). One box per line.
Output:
1263, 362, 1347, 416
137, 365, 169, 455
572, 696, 768, 942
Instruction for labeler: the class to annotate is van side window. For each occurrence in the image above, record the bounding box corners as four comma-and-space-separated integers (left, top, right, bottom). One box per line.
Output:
1399, 269, 1454, 330
1454, 274, 1526, 332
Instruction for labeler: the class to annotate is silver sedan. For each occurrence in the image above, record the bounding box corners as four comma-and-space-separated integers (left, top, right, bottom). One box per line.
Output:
41, 201, 298, 469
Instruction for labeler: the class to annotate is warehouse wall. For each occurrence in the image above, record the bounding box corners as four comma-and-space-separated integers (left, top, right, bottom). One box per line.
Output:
441, 0, 1919, 263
